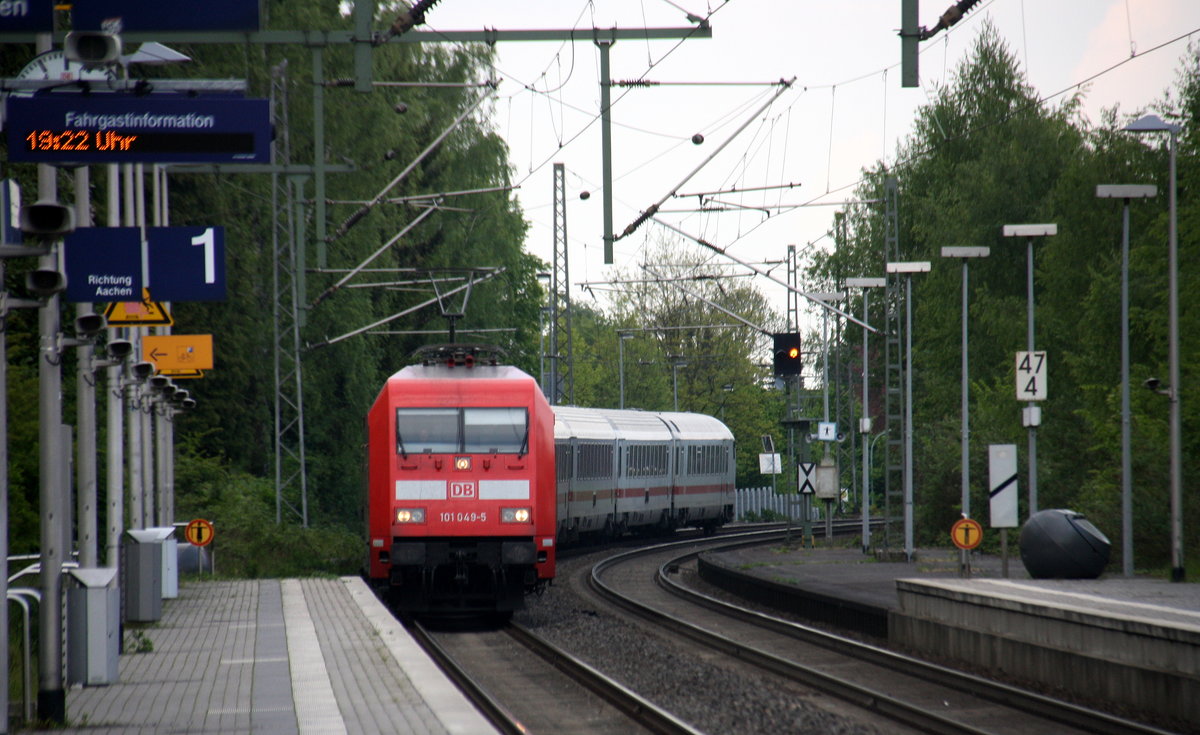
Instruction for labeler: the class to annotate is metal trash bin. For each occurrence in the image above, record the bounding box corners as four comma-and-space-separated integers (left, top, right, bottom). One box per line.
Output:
123, 529, 163, 622
66, 567, 119, 686
146, 527, 179, 599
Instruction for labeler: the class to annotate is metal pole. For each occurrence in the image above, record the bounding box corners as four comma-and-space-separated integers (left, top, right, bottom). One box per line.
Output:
672, 362, 680, 411
37, 117, 66, 726
75, 167, 99, 568
1120, 198, 1133, 576
860, 289, 870, 552
619, 334, 626, 409
1026, 236, 1037, 516
598, 40, 615, 264
105, 164, 125, 568
959, 258, 970, 576
903, 275, 914, 561
1, 256, 9, 734
1167, 130, 1184, 582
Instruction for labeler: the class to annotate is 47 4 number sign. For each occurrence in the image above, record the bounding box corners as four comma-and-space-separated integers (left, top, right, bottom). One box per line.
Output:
1016, 351, 1047, 401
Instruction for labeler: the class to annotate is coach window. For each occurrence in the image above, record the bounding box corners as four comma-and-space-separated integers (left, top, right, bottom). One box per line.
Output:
396, 408, 458, 454
463, 407, 527, 453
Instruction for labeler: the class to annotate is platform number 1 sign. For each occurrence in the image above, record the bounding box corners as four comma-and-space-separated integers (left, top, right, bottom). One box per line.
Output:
1016, 351, 1047, 401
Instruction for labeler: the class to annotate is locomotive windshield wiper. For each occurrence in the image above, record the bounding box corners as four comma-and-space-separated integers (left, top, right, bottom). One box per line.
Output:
397, 431, 409, 460
518, 425, 529, 458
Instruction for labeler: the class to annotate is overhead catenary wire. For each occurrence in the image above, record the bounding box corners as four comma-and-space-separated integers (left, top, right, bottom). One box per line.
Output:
650, 216, 877, 334
327, 84, 496, 243
616, 77, 796, 242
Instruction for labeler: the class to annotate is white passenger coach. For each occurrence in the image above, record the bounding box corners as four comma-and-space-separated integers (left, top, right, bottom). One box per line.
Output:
552, 406, 735, 543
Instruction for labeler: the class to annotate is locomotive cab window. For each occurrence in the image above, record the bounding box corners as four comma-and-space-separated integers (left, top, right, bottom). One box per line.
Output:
463, 407, 527, 454
396, 407, 528, 455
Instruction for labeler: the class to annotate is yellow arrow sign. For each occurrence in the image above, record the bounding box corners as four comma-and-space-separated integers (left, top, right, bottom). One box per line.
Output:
142, 334, 213, 371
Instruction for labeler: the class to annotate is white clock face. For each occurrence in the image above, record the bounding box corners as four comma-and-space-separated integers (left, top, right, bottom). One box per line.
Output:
15, 50, 117, 86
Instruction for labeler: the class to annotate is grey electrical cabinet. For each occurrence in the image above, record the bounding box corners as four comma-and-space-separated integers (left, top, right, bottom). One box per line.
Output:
67, 567, 119, 686
124, 529, 164, 622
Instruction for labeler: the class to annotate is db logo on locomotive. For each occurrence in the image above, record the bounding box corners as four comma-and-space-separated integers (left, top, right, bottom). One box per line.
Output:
449, 481, 476, 499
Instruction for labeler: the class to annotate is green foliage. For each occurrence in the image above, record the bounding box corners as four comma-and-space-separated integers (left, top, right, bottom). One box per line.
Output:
810, 24, 1200, 573
174, 449, 361, 577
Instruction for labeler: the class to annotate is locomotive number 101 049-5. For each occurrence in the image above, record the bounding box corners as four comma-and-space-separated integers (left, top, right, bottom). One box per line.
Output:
440, 512, 488, 523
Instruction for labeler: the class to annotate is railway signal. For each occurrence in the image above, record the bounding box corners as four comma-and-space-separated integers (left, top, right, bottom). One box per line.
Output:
772, 332, 802, 377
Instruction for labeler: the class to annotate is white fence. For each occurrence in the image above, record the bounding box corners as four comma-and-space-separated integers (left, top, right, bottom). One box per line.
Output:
734, 486, 820, 522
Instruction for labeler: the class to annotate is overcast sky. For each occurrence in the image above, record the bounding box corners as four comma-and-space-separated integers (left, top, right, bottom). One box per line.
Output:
419, 0, 1200, 324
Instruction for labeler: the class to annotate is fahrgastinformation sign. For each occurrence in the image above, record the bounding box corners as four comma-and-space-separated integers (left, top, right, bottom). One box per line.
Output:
6, 96, 271, 164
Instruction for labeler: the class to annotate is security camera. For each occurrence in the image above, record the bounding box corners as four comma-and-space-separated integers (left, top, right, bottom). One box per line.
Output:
19, 201, 75, 238
149, 375, 169, 391
74, 313, 106, 337
1145, 377, 1162, 391
106, 339, 133, 360
130, 361, 154, 380
65, 31, 123, 65
25, 269, 65, 297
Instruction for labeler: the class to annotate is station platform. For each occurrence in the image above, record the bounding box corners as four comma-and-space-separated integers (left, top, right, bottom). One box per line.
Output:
26, 577, 497, 735
700, 544, 1200, 729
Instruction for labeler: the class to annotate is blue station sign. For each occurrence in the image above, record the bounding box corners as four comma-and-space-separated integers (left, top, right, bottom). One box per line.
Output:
6, 95, 271, 164
147, 226, 226, 302
0, 0, 54, 32
64, 228, 142, 302
72, 0, 259, 32
63, 226, 226, 303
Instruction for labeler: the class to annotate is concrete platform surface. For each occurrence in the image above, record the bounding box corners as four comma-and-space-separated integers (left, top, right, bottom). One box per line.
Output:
705, 544, 1200, 614
23, 577, 497, 735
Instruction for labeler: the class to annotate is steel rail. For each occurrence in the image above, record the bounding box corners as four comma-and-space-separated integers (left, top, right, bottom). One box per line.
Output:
407, 620, 527, 735
587, 527, 993, 735
507, 622, 703, 735
659, 553, 1176, 735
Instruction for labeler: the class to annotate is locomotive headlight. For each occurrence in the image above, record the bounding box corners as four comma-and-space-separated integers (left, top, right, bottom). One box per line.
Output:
395, 508, 426, 524
454, 456, 472, 471
501, 507, 531, 523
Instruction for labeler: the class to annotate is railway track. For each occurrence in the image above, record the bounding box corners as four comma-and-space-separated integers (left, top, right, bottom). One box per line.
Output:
409, 618, 702, 735
587, 530, 1177, 735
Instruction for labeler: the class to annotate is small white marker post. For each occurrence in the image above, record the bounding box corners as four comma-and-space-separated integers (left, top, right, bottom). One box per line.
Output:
989, 445, 1019, 577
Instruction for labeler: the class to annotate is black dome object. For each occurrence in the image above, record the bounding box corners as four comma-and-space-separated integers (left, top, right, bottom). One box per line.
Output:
1019, 509, 1111, 579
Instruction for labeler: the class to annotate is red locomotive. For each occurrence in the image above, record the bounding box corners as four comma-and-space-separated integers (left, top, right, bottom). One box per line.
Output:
365, 345, 556, 616
366, 344, 736, 617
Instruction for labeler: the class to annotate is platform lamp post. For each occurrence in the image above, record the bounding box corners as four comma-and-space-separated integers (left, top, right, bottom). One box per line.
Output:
1122, 113, 1184, 583
885, 261, 931, 562
1096, 185, 1157, 577
618, 332, 634, 409
846, 277, 886, 553
1001, 223, 1057, 518
940, 247, 990, 576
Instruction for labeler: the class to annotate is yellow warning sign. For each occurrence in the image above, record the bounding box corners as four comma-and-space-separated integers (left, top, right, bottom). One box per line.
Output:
951, 518, 984, 550
143, 334, 213, 371
159, 369, 205, 379
184, 519, 214, 547
103, 289, 173, 326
